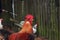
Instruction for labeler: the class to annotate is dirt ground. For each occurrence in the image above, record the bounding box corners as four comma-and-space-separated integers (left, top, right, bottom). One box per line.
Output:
34, 37, 48, 40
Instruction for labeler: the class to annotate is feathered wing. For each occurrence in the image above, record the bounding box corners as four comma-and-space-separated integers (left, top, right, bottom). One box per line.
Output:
8, 33, 17, 40
16, 33, 31, 40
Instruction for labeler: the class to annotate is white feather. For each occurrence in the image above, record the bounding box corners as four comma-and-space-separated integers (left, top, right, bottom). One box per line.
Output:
0, 19, 3, 29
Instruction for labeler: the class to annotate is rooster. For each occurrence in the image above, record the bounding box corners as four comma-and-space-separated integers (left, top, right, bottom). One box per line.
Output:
9, 14, 35, 40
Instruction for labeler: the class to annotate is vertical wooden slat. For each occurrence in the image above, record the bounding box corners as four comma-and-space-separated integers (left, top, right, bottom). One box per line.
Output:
0, 0, 2, 18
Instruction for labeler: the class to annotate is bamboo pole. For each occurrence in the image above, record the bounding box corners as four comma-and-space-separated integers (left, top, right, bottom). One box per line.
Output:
12, 0, 15, 19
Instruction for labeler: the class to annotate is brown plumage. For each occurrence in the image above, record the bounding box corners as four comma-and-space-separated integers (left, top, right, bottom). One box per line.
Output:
9, 21, 33, 40
9, 14, 34, 40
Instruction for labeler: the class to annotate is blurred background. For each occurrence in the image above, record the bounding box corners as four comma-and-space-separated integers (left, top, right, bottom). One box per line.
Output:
0, 0, 60, 40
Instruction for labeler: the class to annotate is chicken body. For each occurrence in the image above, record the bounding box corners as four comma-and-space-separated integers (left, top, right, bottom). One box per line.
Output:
9, 21, 34, 40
